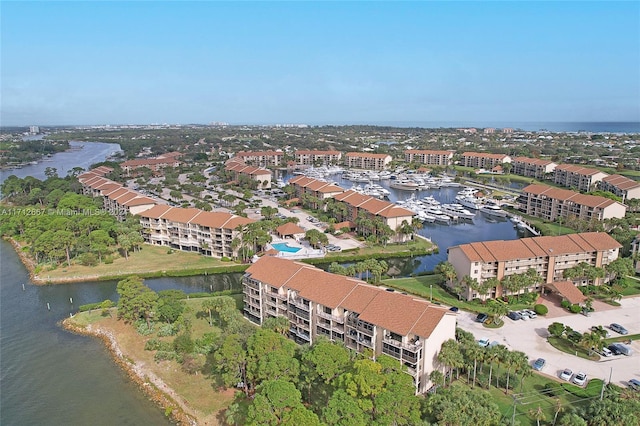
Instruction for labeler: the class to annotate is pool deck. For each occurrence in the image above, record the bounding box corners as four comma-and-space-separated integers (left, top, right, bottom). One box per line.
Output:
268, 238, 325, 260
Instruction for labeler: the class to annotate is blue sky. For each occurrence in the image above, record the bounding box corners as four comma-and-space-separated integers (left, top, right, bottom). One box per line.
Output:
1, 1, 639, 126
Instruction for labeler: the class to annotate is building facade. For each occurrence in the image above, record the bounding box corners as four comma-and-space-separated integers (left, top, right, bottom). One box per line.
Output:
294, 150, 342, 166
235, 150, 284, 167
511, 157, 557, 179
242, 256, 456, 394
138, 205, 254, 258
287, 176, 345, 200
599, 174, 640, 201
344, 153, 392, 171
460, 152, 511, 169
553, 164, 608, 192
447, 232, 621, 300
404, 150, 454, 166
519, 184, 627, 221
120, 152, 182, 177
225, 161, 272, 189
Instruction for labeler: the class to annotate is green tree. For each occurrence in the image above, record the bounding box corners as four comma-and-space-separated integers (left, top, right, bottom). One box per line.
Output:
322, 389, 367, 426
246, 380, 319, 426
213, 333, 248, 393
116, 276, 158, 329
156, 289, 186, 323
548, 322, 566, 338
246, 328, 299, 388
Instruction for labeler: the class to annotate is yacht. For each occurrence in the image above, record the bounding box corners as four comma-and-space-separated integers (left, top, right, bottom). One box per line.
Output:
480, 203, 507, 218
389, 180, 420, 191
456, 195, 482, 210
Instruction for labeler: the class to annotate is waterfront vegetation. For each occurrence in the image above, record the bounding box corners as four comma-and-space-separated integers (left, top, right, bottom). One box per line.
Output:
66, 276, 640, 426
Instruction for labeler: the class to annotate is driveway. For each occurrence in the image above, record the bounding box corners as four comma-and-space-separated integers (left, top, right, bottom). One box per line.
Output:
455, 296, 640, 387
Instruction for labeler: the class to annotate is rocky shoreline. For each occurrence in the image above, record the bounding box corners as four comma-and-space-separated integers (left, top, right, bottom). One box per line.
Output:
62, 318, 199, 426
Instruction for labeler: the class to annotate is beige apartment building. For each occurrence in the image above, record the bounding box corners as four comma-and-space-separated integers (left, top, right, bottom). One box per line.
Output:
294, 150, 342, 166
120, 152, 182, 177
511, 157, 557, 179
460, 152, 511, 169
404, 150, 454, 166
344, 152, 392, 170
553, 164, 608, 192
138, 205, 253, 258
599, 174, 640, 201
242, 256, 456, 394
78, 172, 157, 220
447, 232, 621, 300
333, 190, 415, 240
225, 161, 272, 189
287, 176, 345, 200
235, 150, 284, 167
519, 184, 627, 221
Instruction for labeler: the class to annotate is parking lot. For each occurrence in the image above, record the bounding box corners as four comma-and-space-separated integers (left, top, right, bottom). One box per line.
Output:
455, 296, 640, 388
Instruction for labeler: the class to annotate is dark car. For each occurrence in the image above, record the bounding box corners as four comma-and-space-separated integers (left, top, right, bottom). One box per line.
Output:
629, 379, 640, 391
507, 311, 522, 321
608, 344, 623, 355
449, 306, 459, 312
476, 313, 489, 323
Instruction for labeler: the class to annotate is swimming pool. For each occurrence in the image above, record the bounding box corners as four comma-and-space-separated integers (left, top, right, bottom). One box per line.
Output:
271, 243, 301, 253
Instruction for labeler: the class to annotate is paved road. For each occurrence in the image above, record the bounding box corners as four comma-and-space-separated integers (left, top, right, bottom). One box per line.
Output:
455, 297, 640, 388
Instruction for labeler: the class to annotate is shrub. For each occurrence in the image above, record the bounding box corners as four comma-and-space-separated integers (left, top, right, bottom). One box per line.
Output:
569, 304, 582, 314
154, 351, 177, 362
534, 304, 548, 315
157, 323, 178, 337
561, 300, 571, 309
79, 302, 102, 312
104, 256, 114, 264
135, 320, 155, 336
145, 338, 173, 352
78, 252, 98, 266
173, 333, 194, 354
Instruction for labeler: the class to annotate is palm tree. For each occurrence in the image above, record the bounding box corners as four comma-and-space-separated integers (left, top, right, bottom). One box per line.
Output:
435, 261, 458, 287
485, 344, 501, 389
529, 405, 546, 426
552, 398, 564, 426
580, 331, 603, 357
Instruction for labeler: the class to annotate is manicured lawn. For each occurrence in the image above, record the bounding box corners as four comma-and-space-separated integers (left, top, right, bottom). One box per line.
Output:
547, 337, 600, 361
619, 276, 640, 296
603, 333, 640, 345
41, 244, 244, 282
381, 276, 533, 313
503, 208, 577, 236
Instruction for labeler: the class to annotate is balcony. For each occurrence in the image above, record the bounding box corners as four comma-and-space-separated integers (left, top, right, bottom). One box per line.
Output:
383, 337, 421, 352
289, 297, 310, 311
317, 310, 344, 323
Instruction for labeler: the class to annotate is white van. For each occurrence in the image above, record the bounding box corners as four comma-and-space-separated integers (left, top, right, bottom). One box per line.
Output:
600, 347, 613, 357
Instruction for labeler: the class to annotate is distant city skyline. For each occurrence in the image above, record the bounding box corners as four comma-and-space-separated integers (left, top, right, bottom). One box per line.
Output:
2, 1, 639, 127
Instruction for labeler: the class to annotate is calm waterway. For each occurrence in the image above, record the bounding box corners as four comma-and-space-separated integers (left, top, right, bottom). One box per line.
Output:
1, 141, 519, 424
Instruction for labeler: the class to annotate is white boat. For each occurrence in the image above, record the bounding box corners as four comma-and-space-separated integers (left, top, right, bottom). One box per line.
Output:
480, 204, 508, 218
441, 204, 475, 220
389, 180, 420, 191
456, 196, 482, 210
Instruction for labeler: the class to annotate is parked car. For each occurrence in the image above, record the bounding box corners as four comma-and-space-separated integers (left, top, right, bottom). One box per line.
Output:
600, 347, 613, 357
449, 306, 459, 312
533, 358, 546, 371
629, 379, 640, 391
610, 323, 629, 335
559, 368, 573, 381
518, 310, 530, 320
610, 343, 633, 356
524, 309, 537, 319
572, 372, 588, 386
608, 344, 623, 355
507, 311, 522, 321
478, 338, 490, 347
476, 313, 489, 323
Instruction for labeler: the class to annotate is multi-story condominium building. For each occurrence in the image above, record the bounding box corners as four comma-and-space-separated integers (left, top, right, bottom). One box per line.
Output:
447, 232, 621, 300
404, 150, 454, 166
294, 150, 342, 166
120, 152, 182, 177
235, 150, 284, 167
344, 152, 392, 171
138, 205, 254, 258
287, 176, 345, 200
460, 152, 511, 169
483, 128, 495, 134
242, 256, 456, 394
553, 164, 608, 192
333, 190, 415, 240
511, 157, 557, 179
78, 172, 157, 220
599, 174, 640, 201
519, 184, 627, 221
225, 160, 272, 189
